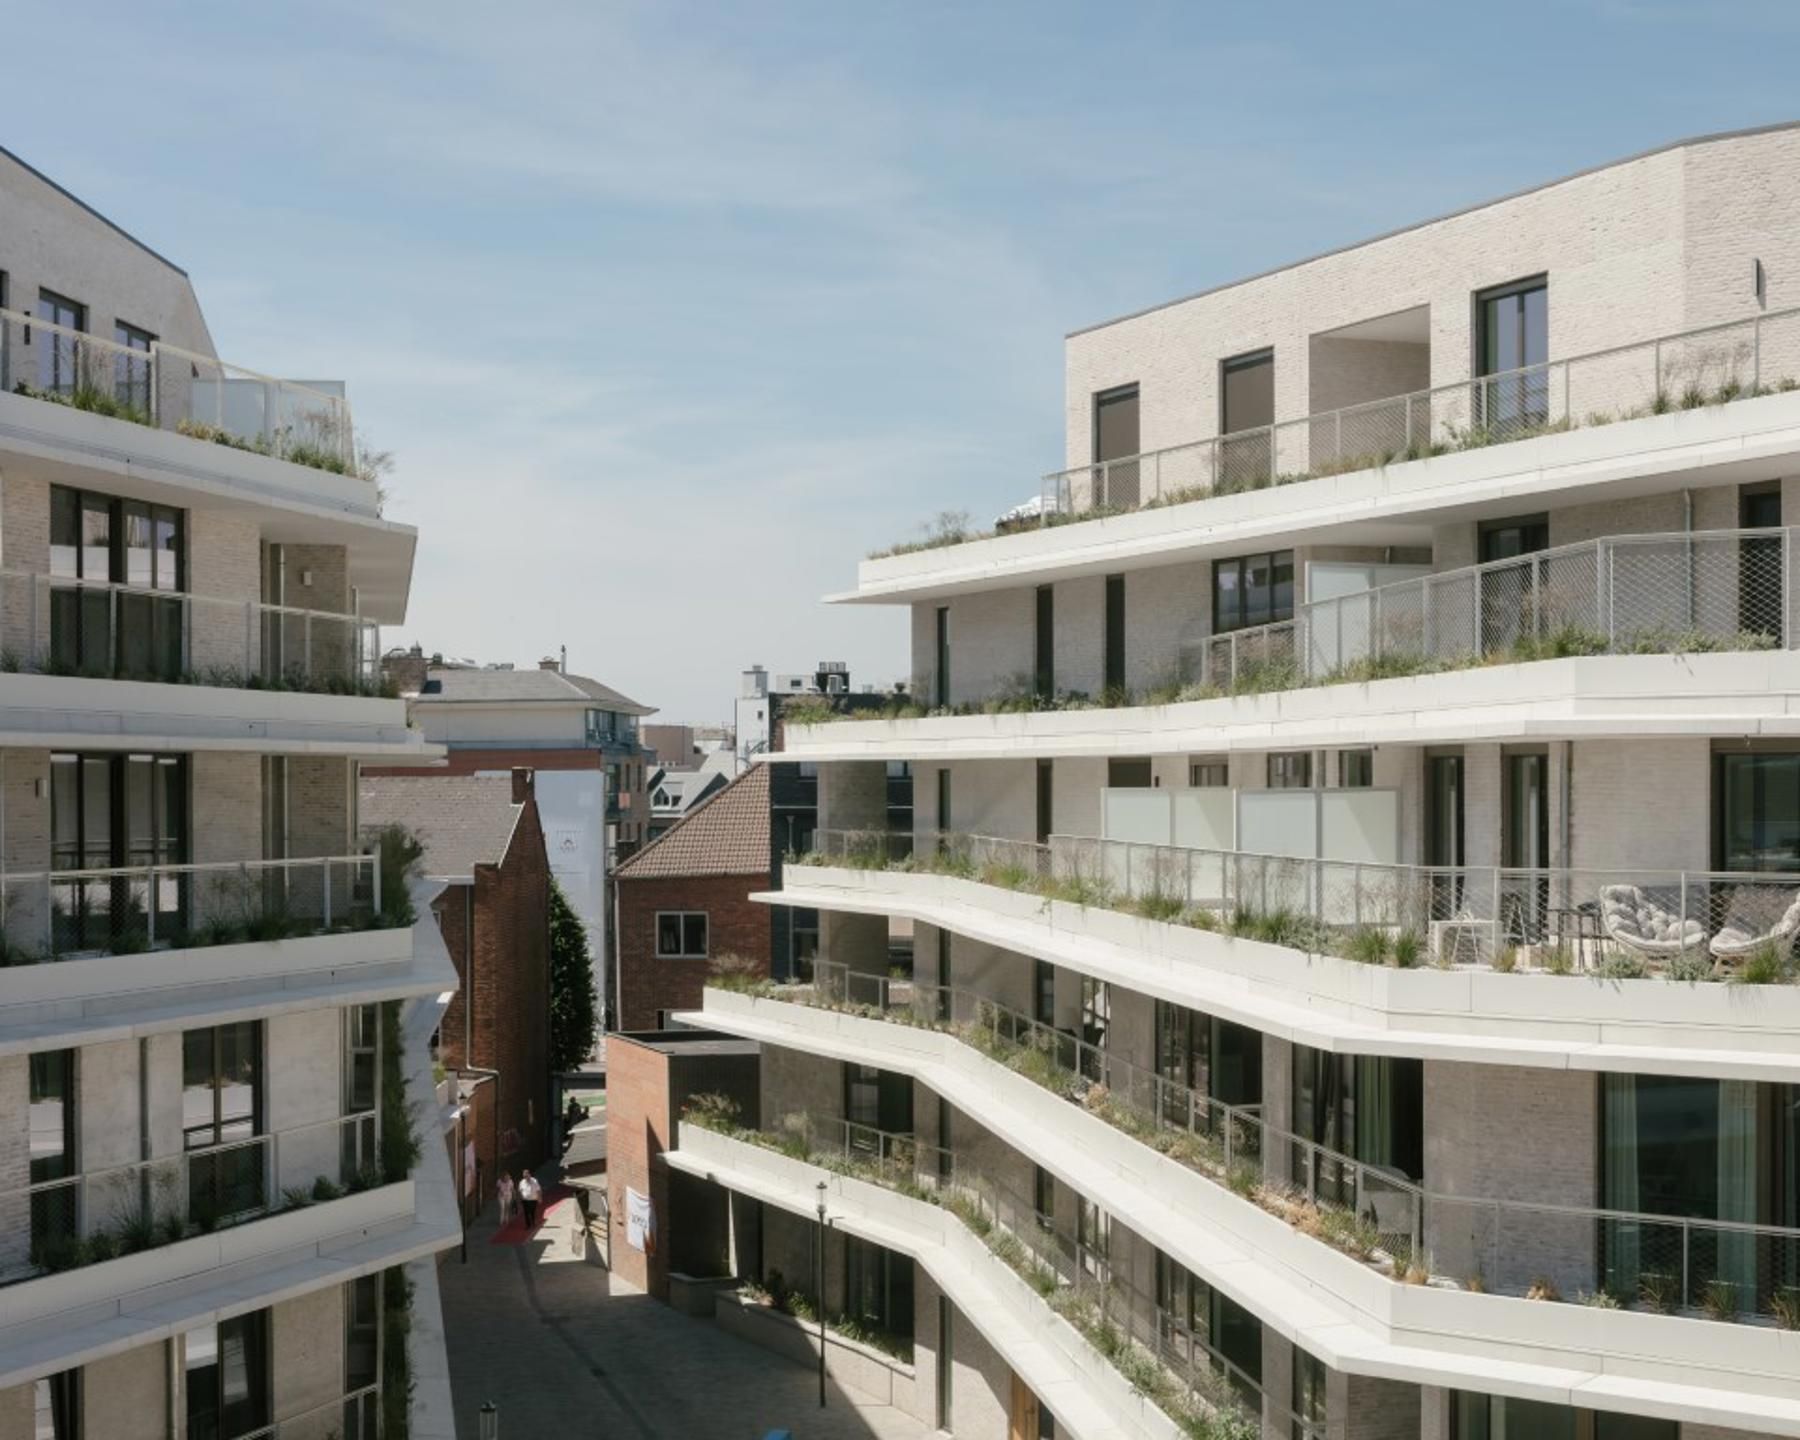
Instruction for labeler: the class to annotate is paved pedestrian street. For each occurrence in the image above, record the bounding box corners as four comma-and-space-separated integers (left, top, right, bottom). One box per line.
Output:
439, 1196, 933, 1440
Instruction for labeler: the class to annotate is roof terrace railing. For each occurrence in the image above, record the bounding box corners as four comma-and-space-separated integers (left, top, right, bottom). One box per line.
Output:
0, 306, 356, 473
800, 827, 1800, 983
1198, 523, 1795, 691
1031, 304, 1800, 528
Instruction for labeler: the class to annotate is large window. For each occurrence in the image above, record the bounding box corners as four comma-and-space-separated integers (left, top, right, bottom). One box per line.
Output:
1104, 574, 1126, 694
50, 752, 189, 951
1599, 1074, 1797, 1311
1452, 1392, 1674, 1440
36, 289, 86, 395
655, 911, 707, 958
1155, 1001, 1263, 1125
342, 1004, 379, 1179
34, 1370, 80, 1440
343, 1274, 380, 1439
843, 1063, 912, 1142
1157, 1252, 1262, 1409
1292, 1347, 1327, 1439
50, 485, 185, 680
1292, 1047, 1423, 1202
185, 1311, 270, 1440
1213, 550, 1294, 634
113, 320, 154, 412
183, 1021, 265, 1225
1474, 276, 1549, 431
1716, 751, 1800, 872
29, 1050, 77, 1266
843, 1234, 913, 1346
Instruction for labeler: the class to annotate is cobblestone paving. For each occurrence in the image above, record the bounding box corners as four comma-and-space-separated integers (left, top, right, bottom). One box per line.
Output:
439, 1205, 931, 1440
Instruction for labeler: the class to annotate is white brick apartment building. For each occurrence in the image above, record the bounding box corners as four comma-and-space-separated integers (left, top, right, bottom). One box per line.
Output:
664, 124, 1800, 1438
0, 150, 459, 1438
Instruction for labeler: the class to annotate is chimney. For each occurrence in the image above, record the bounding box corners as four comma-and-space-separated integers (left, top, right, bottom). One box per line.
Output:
511, 766, 534, 804
538, 656, 560, 671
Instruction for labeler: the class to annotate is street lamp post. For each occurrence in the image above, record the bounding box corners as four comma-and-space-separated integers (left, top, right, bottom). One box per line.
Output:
816, 1179, 828, 1409
478, 1400, 498, 1439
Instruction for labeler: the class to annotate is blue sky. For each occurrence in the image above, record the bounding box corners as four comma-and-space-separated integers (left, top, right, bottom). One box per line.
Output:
10, 1, 1800, 721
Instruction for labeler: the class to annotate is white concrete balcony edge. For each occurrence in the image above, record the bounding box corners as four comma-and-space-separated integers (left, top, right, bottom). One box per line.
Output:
763, 867, 1800, 1081
0, 922, 458, 1057
842, 390, 1800, 603
670, 1123, 1182, 1440
0, 672, 440, 758
778, 651, 1800, 762
688, 989, 1800, 1434
0, 390, 417, 623
0, 1179, 421, 1390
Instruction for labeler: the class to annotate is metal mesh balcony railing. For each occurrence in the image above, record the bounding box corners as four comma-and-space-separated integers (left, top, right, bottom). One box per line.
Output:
0, 853, 381, 964
759, 960, 1800, 1325
0, 308, 356, 472
1039, 306, 1800, 524
4, 1110, 382, 1285
800, 827, 1800, 979
705, 1111, 1312, 1438
1199, 524, 1795, 691
0, 570, 382, 694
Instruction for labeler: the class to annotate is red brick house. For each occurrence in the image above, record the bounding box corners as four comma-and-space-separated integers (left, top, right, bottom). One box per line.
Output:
614, 764, 771, 1031
361, 768, 551, 1211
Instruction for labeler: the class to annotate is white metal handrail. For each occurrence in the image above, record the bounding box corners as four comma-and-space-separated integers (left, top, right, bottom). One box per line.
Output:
6, 1110, 383, 1285
0, 306, 355, 468
1036, 303, 1800, 522
0, 851, 383, 961
0, 568, 380, 692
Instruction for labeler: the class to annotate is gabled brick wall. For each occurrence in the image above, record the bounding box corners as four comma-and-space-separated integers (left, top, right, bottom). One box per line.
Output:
616, 872, 770, 1031
433, 784, 553, 1201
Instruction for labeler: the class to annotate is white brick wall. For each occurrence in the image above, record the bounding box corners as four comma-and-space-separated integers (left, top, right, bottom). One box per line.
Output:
1423, 1061, 1597, 1297
1570, 737, 1710, 872
1064, 130, 1800, 469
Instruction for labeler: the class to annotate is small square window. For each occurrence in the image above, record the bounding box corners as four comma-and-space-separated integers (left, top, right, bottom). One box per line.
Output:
1338, 749, 1374, 788
1188, 759, 1228, 788
1267, 752, 1313, 789
656, 911, 708, 958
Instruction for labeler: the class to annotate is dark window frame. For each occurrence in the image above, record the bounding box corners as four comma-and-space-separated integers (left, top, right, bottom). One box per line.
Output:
654, 911, 709, 959
1267, 751, 1313, 789
1211, 550, 1295, 635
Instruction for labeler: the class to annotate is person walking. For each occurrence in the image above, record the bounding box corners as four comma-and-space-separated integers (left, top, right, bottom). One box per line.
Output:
496, 1171, 516, 1229
519, 1170, 542, 1230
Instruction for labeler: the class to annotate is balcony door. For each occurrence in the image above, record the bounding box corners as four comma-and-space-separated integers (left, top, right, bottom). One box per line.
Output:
35, 289, 85, 396
1092, 383, 1140, 508
1503, 751, 1549, 942
50, 752, 189, 953
1740, 484, 1783, 639
183, 1021, 266, 1226
1475, 276, 1548, 434
50, 485, 185, 681
1477, 513, 1550, 656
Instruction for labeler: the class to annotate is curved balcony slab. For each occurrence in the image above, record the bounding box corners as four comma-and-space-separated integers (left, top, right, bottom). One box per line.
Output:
687, 987, 1800, 1434
671, 1123, 1184, 1440
0, 920, 456, 1056
0, 390, 415, 622
840, 390, 1800, 604
779, 651, 1800, 762
0, 672, 438, 757
763, 866, 1800, 1081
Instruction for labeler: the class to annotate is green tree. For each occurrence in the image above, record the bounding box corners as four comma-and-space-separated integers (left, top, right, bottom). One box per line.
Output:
548, 879, 599, 1072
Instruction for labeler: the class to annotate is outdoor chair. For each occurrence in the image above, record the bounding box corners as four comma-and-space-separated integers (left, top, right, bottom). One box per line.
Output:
1597, 884, 1706, 959
1708, 886, 1800, 972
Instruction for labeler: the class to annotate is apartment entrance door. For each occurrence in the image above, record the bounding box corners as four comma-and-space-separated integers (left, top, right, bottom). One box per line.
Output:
1477, 514, 1550, 656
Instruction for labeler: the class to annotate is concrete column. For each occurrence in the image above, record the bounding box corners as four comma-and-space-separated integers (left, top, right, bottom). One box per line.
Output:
81, 1340, 170, 1440
1334, 1372, 1420, 1440
271, 1286, 345, 1439
821, 908, 888, 980
1419, 1386, 1452, 1440
1262, 1329, 1293, 1437
1261, 1035, 1294, 1187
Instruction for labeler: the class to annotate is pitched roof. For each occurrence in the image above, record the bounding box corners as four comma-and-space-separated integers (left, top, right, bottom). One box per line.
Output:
359, 773, 526, 882
415, 667, 655, 715
616, 764, 769, 881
